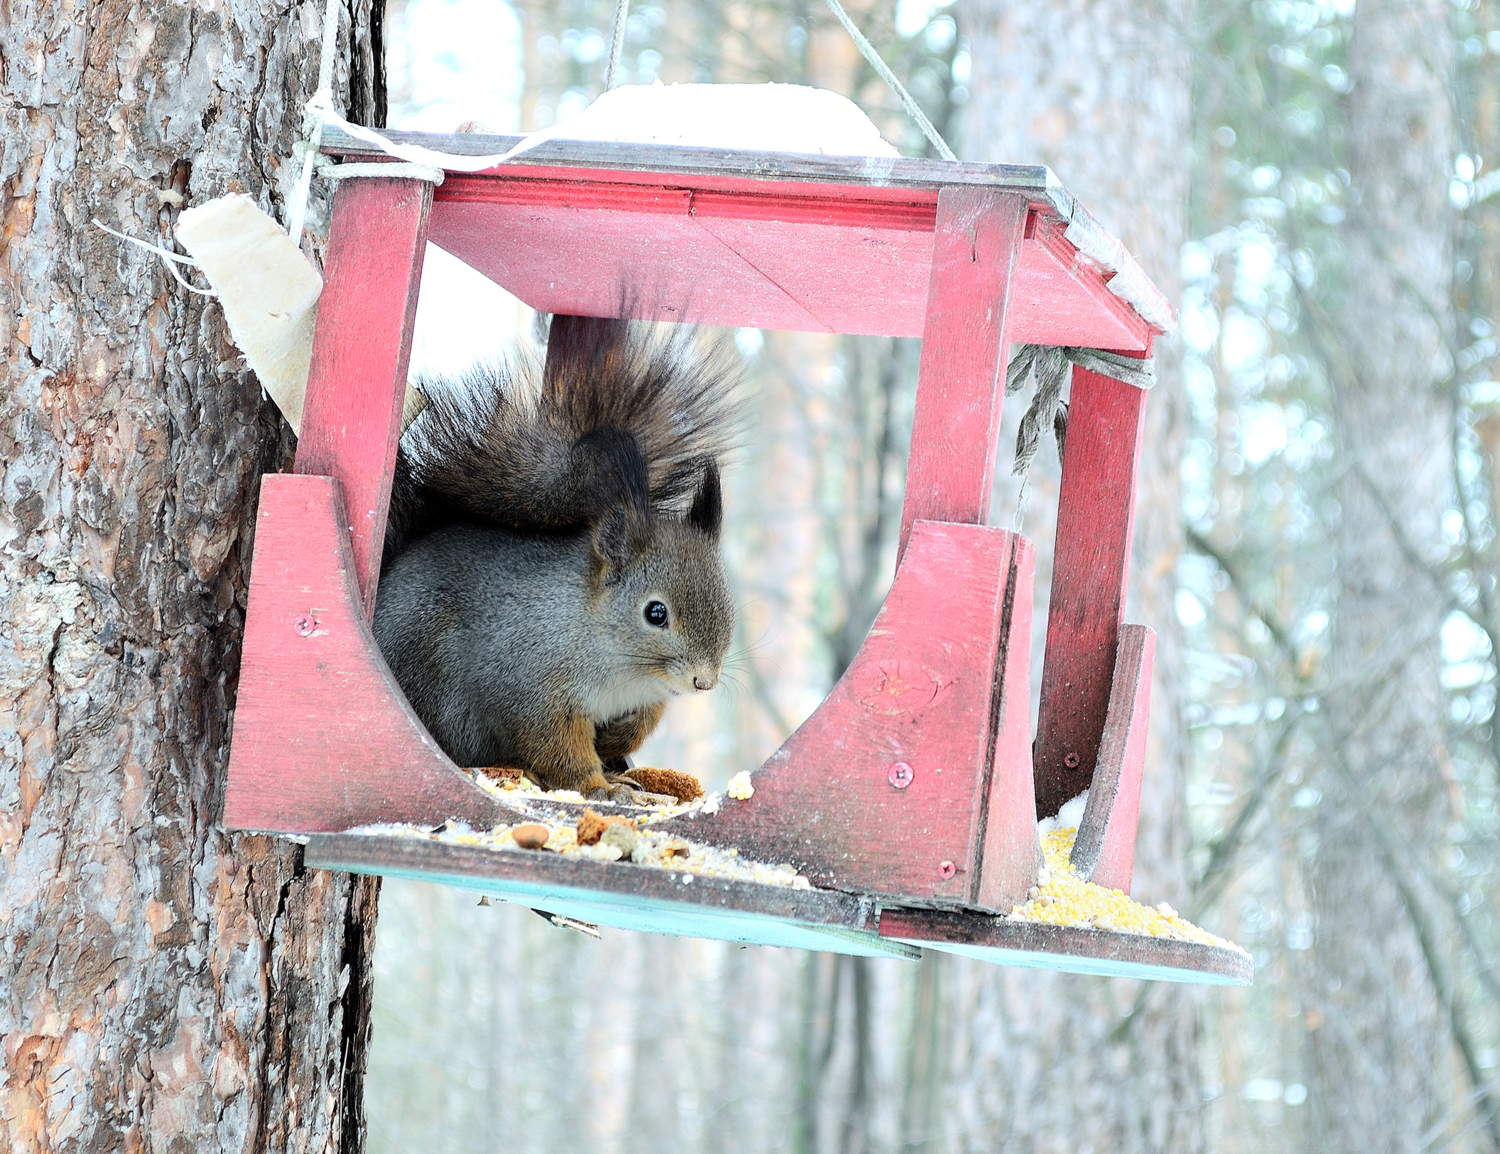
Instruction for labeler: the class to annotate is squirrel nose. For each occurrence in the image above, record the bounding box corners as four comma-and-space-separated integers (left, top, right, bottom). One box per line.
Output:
693, 676, 716, 692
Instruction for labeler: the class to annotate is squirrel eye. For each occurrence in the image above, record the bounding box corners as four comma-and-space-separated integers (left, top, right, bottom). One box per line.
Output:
644, 600, 670, 628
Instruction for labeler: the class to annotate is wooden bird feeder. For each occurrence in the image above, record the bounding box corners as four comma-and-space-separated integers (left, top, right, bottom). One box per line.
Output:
224, 128, 1250, 984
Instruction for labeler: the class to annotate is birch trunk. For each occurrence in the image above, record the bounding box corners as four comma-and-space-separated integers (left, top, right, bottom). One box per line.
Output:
956, 1, 1202, 1149
1312, 0, 1458, 1147
0, 2, 383, 1150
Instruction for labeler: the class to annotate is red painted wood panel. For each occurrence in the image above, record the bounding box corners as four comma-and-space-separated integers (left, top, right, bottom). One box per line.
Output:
1033, 366, 1149, 817
1005, 213, 1154, 349
224, 474, 517, 834
690, 188, 938, 230
426, 182, 1152, 348
297, 176, 433, 616
898, 187, 1028, 552
432, 162, 955, 207
429, 197, 829, 331
1070, 624, 1154, 893
439, 175, 940, 229
662, 520, 1037, 909
691, 214, 931, 335
974, 535, 1045, 908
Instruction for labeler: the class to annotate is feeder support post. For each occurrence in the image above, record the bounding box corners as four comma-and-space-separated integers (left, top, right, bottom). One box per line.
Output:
297, 175, 433, 616
899, 186, 1028, 554
1033, 360, 1150, 817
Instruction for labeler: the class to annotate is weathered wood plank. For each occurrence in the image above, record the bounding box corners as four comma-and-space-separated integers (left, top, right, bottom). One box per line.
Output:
322, 124, 1071, 206
224, 474, 518, 834
1033, 365, 1149, 817
1069, 624, 1155, 892
296, 175, 432, 616
898, 187, 1028, 551
879, 907, 1252, 985
974, 535, 1045, 908
304, 833, 920, 958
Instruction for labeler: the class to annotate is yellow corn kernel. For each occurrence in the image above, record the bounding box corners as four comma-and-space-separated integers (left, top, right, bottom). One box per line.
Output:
1008, 826, 1246, 954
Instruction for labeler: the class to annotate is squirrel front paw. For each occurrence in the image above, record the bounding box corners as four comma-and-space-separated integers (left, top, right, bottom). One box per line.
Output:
596, 774, 678, 806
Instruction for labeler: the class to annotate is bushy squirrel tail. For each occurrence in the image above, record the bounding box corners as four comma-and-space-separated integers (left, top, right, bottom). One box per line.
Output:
385, 314, 742, 564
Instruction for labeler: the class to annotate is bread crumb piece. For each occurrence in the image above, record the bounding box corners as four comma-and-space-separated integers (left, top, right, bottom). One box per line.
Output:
622, 766, 705, 802
576, 808, 635, 846
727, 771, 755, 800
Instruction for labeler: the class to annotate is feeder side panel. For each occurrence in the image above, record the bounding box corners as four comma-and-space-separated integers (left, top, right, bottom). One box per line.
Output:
1033, 365, 1148, 817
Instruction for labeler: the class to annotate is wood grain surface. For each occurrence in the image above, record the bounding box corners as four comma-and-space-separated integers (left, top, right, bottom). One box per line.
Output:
297, 175, 432, 616
878, 906, 1252, 985
974, 536, 1046, 909
656, 521, 1037, 910
1069, 624, 1155, 892
1033, 366, 1149, 817
898, 187, 1028, 551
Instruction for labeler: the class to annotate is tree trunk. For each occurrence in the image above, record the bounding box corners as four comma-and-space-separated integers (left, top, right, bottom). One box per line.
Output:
955, 1, 1201, 1149
0, 2, 384, 1150
1311, 0, 1460, 1148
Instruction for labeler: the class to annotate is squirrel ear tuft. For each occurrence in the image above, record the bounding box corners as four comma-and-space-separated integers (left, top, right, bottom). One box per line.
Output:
687, 460, 722, 541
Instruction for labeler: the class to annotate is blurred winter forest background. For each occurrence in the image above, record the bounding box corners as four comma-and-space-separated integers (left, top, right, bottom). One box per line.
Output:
364, 0, 1500, 1150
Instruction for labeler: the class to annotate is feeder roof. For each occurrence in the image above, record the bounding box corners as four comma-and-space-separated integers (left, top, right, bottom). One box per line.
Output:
322, 127, 1176, 348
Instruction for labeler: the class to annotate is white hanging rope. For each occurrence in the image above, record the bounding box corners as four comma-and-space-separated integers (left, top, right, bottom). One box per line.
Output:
603, 0, 631, 90
291, 140, 445, 184
286, 0, 346, 248
284, 0, 452, 247
281, 0, 547, 244
277, 0, 962, 242
91, 218, 219, 297
821, 0, 957, 162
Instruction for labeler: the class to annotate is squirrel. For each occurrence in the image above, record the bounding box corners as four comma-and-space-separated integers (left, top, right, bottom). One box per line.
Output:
372, 313, 740, 802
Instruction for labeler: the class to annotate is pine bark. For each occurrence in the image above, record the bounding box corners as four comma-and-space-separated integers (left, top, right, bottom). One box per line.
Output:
1311, 0, 1459, 1147
0, 2, 382, 1150
956, 1, 1202, 1149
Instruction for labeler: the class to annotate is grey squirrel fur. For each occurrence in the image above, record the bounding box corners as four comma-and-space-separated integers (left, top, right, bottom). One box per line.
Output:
373, 314, 739, 801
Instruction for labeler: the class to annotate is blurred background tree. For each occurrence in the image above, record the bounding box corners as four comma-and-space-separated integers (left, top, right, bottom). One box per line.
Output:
364, 0, 1500, 1151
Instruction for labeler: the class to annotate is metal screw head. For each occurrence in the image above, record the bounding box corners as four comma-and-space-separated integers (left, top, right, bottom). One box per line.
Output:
1064, 751, 1081, 769
294, 613, 316, 637
888, 762, 915, 789
938, 860, 956, 879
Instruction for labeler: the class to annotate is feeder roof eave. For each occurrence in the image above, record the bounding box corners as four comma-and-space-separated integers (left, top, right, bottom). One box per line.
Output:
323, 125, 1073, 211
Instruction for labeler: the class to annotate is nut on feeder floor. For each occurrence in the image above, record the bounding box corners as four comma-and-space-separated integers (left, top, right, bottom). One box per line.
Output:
223, 129, 1250, 986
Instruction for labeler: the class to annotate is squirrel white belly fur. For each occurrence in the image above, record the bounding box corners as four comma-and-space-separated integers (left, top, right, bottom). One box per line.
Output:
372, 314, 740, 801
